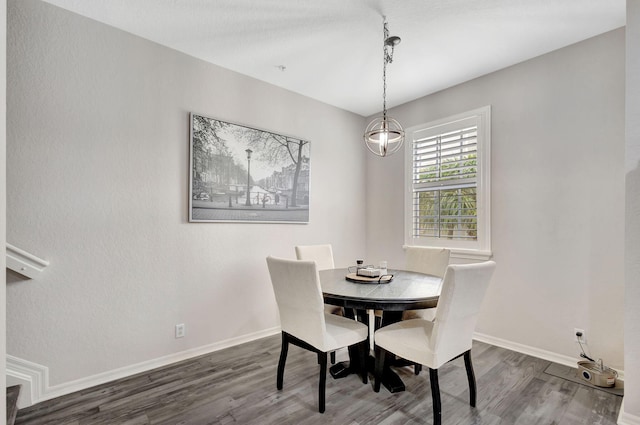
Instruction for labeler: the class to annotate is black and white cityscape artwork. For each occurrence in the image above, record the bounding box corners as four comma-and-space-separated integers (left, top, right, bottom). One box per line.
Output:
189, 113, 310, 223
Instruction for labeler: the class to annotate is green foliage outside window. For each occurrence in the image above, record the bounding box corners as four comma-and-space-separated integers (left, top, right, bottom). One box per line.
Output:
414, 153, 478, 240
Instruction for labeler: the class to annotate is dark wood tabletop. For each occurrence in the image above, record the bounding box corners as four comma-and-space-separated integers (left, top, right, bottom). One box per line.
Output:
319, 268, 441, 311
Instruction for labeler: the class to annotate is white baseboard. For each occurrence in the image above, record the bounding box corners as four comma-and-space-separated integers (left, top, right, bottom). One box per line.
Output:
6, 374, 32, 409
473, 332, 625, 382
7, 328, 623, 409
473, 332, 577, 367
6, 356, 45, 408
6, 326, 280, 407
618, 400, 640, 425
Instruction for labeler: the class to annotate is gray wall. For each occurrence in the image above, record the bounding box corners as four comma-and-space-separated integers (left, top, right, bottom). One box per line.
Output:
7, 0, 367, 389
5, 0, 630, 407
624, 0, 640, 419
1, 0, 6, 419
366, 29, 625, 369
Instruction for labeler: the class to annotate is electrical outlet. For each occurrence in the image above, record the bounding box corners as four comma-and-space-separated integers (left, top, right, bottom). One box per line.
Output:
574, 328, 586, 344
175, 323, 186, 338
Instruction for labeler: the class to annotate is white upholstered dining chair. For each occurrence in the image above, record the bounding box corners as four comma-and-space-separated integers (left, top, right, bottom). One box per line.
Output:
294, 244, 335, 270
266, 256, 369, 413
373, 261, 496, 425
375, 246, 450, 323
374, 246, 451, 374
295, 244, 343, 364
402, 246, 451, 322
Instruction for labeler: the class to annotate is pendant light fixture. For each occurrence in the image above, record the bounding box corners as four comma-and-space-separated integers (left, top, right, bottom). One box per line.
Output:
364, 18, 404, 157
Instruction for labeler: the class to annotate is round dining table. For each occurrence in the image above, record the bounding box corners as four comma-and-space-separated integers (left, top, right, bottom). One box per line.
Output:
318, 268, 442, 393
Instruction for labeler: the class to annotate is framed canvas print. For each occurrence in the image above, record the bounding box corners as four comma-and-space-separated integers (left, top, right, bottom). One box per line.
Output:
189, 113, 310, 223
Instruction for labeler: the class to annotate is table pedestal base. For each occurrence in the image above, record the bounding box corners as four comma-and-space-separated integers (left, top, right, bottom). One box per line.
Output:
329, 362, 352, 379
380, 370, 405, 393
327, 308, 411, 392
329, 357, 406, 393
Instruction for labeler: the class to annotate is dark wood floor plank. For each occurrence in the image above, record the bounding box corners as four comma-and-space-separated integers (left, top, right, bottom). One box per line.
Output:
15, 336, 621, 424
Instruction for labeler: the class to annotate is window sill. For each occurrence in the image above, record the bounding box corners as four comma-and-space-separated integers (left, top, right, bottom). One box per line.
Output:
403, 245, 492, 261
450, 249, 493, 261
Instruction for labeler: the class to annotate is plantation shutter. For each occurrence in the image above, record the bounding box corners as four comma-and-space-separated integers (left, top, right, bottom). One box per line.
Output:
411, 126, 478, 240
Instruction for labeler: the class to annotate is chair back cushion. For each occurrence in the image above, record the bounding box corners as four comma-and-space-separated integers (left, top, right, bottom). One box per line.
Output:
266, 256, 327, 348
430, 261, 496, 365
295, 244, 335, 271
404, 246, 450, 278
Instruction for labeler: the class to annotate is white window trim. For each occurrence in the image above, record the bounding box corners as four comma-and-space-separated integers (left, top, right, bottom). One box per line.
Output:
404, 105, 492, 260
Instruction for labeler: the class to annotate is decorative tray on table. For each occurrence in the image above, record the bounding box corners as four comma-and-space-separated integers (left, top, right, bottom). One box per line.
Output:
345, 272, 393, 284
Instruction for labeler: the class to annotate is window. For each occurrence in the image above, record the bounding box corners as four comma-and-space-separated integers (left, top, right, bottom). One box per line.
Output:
404, 106, 491, 259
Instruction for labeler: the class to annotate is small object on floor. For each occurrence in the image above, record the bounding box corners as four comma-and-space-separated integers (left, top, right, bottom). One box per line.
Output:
543, 363, 623, 396
578, 360, 617, 388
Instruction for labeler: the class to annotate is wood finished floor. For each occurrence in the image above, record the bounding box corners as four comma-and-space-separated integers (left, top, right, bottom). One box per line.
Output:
15, 336, 622, 424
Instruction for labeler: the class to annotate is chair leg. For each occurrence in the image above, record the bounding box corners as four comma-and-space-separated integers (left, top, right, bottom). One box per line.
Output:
429, 368, 442, 425
318, 352, 327, 413
330, 351, 336, 364
358, 340, 368, 384
464, 350, 477, 407
373, 346, 386, 392
276, 332, 289, 390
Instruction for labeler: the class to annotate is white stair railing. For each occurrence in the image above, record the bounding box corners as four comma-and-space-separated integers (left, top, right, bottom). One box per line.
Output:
6, 243, 49, 279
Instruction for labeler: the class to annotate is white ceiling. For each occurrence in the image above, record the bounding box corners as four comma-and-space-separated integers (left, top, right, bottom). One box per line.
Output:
41, 0, 625, 117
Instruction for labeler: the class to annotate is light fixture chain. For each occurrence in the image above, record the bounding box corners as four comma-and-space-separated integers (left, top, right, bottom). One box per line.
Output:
382, 20, 388, 118
363, 17, 404, 157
